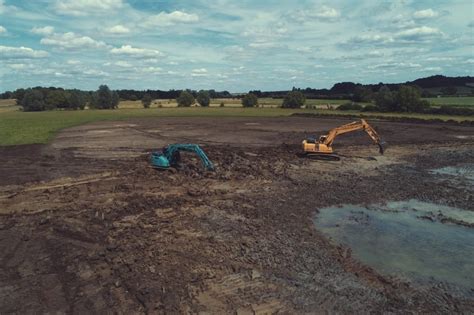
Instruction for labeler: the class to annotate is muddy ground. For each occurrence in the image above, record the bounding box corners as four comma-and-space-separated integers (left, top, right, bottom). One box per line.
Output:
0, 116, 473, 314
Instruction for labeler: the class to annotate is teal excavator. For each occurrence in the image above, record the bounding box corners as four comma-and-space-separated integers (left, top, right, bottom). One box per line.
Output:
151, 144, 214, 171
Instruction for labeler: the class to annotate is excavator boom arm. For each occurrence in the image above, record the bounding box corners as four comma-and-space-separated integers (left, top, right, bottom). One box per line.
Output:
164, 144, 215, 171
322, 119, 385, 154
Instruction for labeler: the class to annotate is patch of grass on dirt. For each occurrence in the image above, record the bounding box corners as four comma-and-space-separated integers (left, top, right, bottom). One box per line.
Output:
1, 107, 473, 146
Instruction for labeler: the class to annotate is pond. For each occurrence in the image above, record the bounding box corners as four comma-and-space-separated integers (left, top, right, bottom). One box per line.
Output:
315, 200, 474, 293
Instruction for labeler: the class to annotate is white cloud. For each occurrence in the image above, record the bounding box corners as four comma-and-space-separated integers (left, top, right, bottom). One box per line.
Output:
104, 25, 130, 35
396, 26, 443, 41
249, 42, 281, 49
368, 50, 384, 57
145, 11, 199, 27
110, 45, 164, 58
348, 26, 443, 46
349, 34, 394, 44
0, 45, 49, 59
82, 68, 109, 77
31, 26, 55, 36
0, 0, 16, 14
143, 66, 163, 73
368, 62, 421, 69
314, 6, 340, 20
8, 63, 29, 70
426, 56, 453, 61
0, 25, 6, 34
114, 60, 132, 68
293, 5, 340, 22
191, 68, 208, 77
295, 47, 311, 53
422, 66, 442, 71
413, 9, 439, 19
67, 59, 81, 65
54, 0, 124, 16
40, 32, 108, 50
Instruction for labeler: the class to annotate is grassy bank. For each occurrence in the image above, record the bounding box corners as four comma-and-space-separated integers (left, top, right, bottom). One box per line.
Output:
423, 96, 474, 107
1, 107, 473, 146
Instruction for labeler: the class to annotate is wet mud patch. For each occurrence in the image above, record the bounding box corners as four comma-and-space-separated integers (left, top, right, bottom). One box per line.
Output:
430, 164, 474, 184
315, 200, 474, 296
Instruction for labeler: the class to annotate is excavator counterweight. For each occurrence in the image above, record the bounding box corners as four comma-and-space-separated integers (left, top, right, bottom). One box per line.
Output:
302, 119, 386, 160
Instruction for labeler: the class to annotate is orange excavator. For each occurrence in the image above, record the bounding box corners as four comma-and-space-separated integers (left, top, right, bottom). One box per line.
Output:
301, 119, 386, 160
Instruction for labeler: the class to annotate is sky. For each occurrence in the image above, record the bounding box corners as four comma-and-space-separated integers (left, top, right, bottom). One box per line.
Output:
0, 0, 473, 92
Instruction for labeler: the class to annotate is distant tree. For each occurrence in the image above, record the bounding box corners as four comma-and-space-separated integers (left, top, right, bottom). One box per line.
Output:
421, 89, 434, 98
177, 90, 195, 107
68, 90, 86, 110
142, 93, 152, 108
21, 89, 45, 111
352, 86, 373, 102
241, 93, 258, 107
129, 94, 138, 101
111, 91, 120, 109
394, 85, 430, 112
282, 91, 306, 108
440, 86, 458, 96
196, 90, 210, 107
90, 85, 118, 109
14, 88, 26, 105
1, 91, 13, 99
45, 89, 68, 109
330, 82, 358, 95
374, 86, 395, 112
92, 85, 113, 109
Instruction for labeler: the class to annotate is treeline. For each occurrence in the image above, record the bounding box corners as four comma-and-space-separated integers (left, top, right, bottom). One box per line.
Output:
116, 89, 232, 101
337, 85, 474, 116
2, 75, 472, 104
250, 75, 474, 99
13, 85, 119, 112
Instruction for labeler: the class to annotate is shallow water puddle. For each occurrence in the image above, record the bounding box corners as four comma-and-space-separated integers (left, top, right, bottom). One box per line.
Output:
315, 200, 474, 290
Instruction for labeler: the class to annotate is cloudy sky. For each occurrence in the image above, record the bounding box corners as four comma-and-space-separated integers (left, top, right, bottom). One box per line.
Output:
0, 0, 473, 92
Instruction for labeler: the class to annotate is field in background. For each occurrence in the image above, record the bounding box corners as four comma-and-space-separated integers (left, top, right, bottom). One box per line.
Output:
423, 96, 474, 107
4, 96, 473, 112
118, 98, 354, 109
0, 99, 19, 113
1, 106, 473, 146
119, 97, 474, 109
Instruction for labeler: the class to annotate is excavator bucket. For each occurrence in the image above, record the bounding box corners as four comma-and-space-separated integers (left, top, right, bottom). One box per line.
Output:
378, 140, 387, 155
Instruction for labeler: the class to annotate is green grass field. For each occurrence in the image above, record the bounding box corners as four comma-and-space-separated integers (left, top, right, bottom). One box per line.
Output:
1, 106, 473, 146
423, 96, 474, 107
